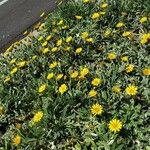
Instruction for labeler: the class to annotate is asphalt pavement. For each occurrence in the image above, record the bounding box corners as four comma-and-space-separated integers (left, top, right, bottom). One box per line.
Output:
0, 0, 56, 50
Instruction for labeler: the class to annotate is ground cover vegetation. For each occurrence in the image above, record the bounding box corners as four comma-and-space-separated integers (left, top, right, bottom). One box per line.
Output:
0, 0, 150, 149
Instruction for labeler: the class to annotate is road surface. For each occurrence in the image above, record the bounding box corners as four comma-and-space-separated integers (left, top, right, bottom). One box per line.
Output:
0, 0, 56, 50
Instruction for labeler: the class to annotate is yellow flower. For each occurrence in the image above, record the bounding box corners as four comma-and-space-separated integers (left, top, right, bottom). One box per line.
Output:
64, 46, 71, 51
104, 28, 112, 37
70, 71, 79, 78
121, 56, 128, 62
32, 111, 44, 123
12, 134, 21, 146
125, 85, 138, 96
86, 37, 94, 43
56, 39, 62, 46
75, 15, 82, 20
66, 36, 72, 43
108, 119, 122, 133
83, 0, 90, 3
57, 19, 63, 25
47, 73, 54, 80
10, 59, 16, 64
122, 31, 132, 37
46, 35, 52, 41
49, 61, 58, 68
32, 55, 37, 60
99, 11, 106, 15
56, 73, 64, 80
10, 67, 18, 75
139, 16, 148, 23
76, 47, 83, 54
126, 64, 134, 73
80, 67, 89, 76
116, 22, 124, 28
38, 84, 47, 93
140, 33, 150, 45
91, 78, 101, 86
15, 123, 22, 129
4, 76, 11, 83
91, 12, 100, 20
90, 103, 103, 116
38, 36, 43, 41
88, 90, 97, 97
51, 47, 58, 52
41, 41, 48, 47
81, 32, 89, 39
107, 52, 117, 60
100, 3, 108, 8
59, 84, 68, 94
42, 48, 49, 54
143, 68, 150, 76
112, 86, 121, 93
0, 106, 4, 115
17, 61, 26, 68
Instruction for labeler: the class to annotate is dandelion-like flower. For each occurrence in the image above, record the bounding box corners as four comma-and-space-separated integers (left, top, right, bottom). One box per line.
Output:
59, 84, 68, 94
38, 84, 47, 93
143, 68, 150, 76
90, 103, 103, 116
125, 85, 138, 96
88, 90, 97, 97
108, 119, 122, 133
32, 111, 44, 124
12, 134, 21, 146
91, 78, 101, 86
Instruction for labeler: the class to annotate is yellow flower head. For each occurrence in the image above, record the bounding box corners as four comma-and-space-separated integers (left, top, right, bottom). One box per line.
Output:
88, 89, 97, 97
46, 35, 52, 41
66, 36, 72, 43
38, 84, 47, 93
121, 56, 128, 62
126, 64, 134, 73
86, 37, 94, 43
38, 36, 43, 41
42, 48, 49, 54
12, 134, 21, 146
59, 84, 68, 94
139, 16, 148, 23
64, 46, 71, 51
0, 106, 4, 115
49, 61, 58, 68
70, 71, 79, 78
104, 28, 112, 37
108, 119, 122, 133
116, 22, 124, 28
57, 19, 63, 25
122, 31, 132, 37
56, 73, 64, 80
91, 78, 101, 86
51, 47, 58, 52
4, 77, 11, 83
47, 73, 54, 80
76, 47, 83, 54
91, 12, 100, 20
81, 32, 89, 39
140, 33, 150, 45
17, 61, 26, 68
91, 103, 103, 116
100, 3, 108, 8
112, 86, 121, 93
80, 67, 89, 76
75, 15, 82, 20
125, 85, 138, 96
10, 67, 18, 75
107, 52, 117, 60
15, 123, 22, 129
32, 111, 44, 123
41, 41, 48, 47
10, 59, 16, 64
143, 68, 150, 76
83, 0, 90, 4
56, 39, 62, 46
